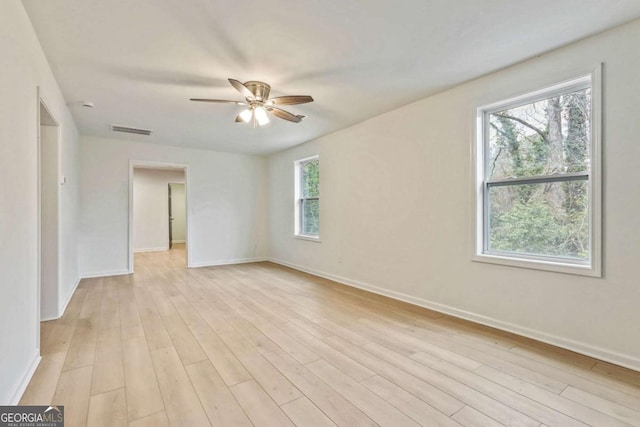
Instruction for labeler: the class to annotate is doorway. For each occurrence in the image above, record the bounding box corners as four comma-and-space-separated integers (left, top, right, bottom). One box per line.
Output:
129, 163, 188, 271
39, 101, 60, 321
168, 182, 186, 250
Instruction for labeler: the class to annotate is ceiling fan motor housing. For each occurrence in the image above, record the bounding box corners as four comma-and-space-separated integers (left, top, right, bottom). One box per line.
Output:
244, 81, 271, 101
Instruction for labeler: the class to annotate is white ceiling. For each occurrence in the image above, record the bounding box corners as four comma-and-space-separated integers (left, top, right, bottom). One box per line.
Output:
23, 0, 640, 155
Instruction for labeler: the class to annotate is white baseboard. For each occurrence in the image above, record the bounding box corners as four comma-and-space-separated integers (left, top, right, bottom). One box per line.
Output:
190, 257, 268, 268
7, 351, 41, 405
80, 269, 131, 279
171, 240, 185, 244
134, 246, 168, 253
40, 276, 81, 322
59, 276, 81, 317
269, 258, 640, 373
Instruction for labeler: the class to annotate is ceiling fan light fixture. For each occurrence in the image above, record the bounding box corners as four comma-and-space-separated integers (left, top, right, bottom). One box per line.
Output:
254, 106, 269, 126
191, 78, 313, 126
239, 108, 253, 123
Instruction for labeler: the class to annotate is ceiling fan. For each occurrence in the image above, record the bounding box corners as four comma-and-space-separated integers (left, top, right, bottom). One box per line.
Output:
190, 79, 314, 127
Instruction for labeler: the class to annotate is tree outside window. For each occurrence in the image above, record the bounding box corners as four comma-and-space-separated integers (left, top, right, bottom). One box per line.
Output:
296, 156, 319, 237
475, 71, 601, 276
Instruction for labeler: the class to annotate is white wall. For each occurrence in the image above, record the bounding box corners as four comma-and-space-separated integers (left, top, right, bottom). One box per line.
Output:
170, 183, 186, 243
268, 20, 640, 370
0, 1, 80, 404
79, 136, 268, 275
133, 169, 184, 252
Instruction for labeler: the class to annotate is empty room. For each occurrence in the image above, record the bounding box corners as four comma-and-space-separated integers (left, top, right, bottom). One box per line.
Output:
2, 0, 640, 426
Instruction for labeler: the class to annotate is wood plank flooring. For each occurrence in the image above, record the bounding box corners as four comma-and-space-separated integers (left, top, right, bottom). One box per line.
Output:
21, 245, 640, 426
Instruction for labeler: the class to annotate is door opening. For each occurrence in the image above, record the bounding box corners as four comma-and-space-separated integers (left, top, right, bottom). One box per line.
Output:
168, 183, 185, 251
130, 164, 188, 271
39, 100, 60, 322
168, 184, 172, 250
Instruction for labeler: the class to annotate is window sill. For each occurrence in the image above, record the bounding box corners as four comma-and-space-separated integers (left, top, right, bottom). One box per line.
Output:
472, 252, 600, 277
294, 234, 321, 243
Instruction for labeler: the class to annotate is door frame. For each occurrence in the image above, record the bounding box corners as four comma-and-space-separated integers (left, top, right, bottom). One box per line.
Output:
167, 181, 187, 249
37, 88, 62, 332
128, 160, 190, 272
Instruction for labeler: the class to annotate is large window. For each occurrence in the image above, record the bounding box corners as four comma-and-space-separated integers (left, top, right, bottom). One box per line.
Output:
295, 156, 320, 240
474, 70, 601, 276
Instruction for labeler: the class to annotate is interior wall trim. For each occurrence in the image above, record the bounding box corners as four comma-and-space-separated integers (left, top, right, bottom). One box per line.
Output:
80, 269, 131, 279
189, 257, 268, 268
7, 352, 40, 405
54, 276, 81, 320
133, 247, 169, 253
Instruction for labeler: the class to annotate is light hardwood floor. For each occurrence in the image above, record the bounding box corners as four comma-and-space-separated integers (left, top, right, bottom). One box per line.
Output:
21, 245, 640, 426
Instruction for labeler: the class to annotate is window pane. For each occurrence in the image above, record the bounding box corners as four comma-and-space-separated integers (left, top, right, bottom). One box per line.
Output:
488, 180, 588, 259
302, 160, 319, 198
488, 88, 591, 180
302, 199, 319, 236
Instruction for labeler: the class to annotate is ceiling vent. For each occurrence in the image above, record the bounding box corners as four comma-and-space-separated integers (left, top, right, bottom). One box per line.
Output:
111, 124, 152, 136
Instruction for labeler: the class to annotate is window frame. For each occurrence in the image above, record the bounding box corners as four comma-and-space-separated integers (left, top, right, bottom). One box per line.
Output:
473, 66, 602, 277
294, 155, 321, 242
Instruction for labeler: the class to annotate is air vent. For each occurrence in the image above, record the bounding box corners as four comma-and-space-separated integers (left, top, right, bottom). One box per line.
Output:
111, 125, 152, 136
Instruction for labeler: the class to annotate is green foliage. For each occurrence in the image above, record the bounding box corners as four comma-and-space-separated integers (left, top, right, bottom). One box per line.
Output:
301, 159, 320, 235
487, 88, 590, 260
302, 160, 319, 198
490, 197, 564, 255
489, 185, 589, 258
302, 199, 319, 235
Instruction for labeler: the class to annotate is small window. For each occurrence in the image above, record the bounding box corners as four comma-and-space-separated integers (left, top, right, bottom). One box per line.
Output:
474, 69, 601, 276
295, 156, 320, 240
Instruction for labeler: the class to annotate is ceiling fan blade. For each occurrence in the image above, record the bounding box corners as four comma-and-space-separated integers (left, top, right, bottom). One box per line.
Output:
190, 98, 246, 105
228, 78, 255, 100
268, 107, 303, 123
268, 95, 314, 105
